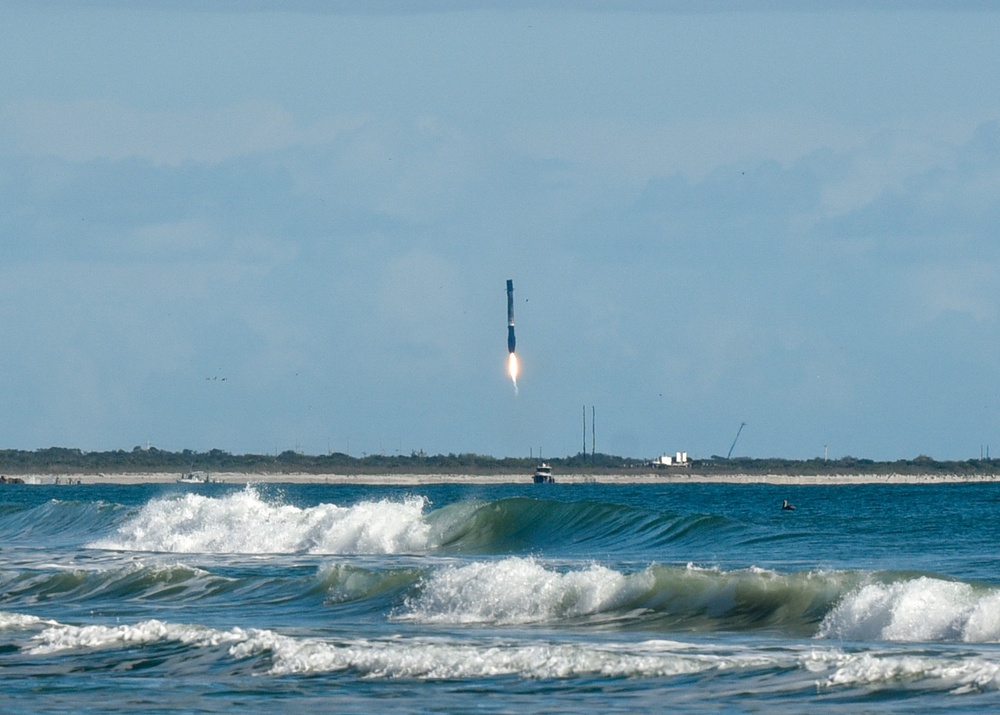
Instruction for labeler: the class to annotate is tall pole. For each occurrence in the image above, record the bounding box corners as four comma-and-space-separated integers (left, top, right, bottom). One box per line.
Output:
591, 406, 595, 460
583, 405, 587, 458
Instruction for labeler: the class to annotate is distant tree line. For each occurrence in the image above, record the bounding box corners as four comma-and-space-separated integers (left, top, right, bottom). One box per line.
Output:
0, 447, 644, 475
701, 454, 1000, 475
0, 447, 998, 476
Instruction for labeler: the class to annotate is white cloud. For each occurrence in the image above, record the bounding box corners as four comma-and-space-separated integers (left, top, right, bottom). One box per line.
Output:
897, 261, 1000, 328
818, 128, 962, 219
0, 99, 361, 165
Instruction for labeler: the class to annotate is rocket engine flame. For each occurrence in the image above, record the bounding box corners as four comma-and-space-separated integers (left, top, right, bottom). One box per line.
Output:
508, 352, 519, 393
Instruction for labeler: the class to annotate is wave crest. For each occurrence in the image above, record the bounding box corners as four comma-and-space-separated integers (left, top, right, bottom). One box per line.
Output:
400, 557, 652, 625
90, 487, 433, 555
397, 558, 849, 630
818, 576, 1000, 643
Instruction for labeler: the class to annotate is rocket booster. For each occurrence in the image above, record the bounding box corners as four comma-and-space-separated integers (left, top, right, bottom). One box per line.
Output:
506, 279, 516, 354
505, 279, 519, 392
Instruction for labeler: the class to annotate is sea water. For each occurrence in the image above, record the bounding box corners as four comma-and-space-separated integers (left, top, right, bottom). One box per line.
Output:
3, 480, 1000, 713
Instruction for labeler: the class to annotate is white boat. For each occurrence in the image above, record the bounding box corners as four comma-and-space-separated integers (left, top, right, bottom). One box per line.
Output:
178, 471, 211, 484
532, 463, 554, 483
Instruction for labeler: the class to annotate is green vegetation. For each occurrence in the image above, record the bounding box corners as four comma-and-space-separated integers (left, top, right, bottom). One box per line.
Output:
0, 447, 650, 475
0, 447, 999, 476
700, 454, 1000, 476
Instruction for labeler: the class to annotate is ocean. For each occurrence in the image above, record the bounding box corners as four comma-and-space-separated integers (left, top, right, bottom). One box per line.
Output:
3, 480, 1000, 713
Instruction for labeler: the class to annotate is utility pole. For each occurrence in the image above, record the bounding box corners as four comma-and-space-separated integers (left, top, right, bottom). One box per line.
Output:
591, 406, 595, 460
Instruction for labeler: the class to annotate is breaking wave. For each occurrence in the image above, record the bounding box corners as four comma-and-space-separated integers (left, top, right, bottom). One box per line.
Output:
7, 555, 1000, 645
90, 487, 435, 554
817, 576, 1000, 643
5, 610, 1000, 693
75, 488, 734, 557
398, 558, 848, 632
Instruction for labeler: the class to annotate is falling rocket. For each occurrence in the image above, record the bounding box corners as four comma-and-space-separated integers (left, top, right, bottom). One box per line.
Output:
506, 279, 516, 354
506, 279, 519, 392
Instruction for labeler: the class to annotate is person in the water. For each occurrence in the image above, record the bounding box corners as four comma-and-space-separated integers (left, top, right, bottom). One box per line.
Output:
781, 500, 796, 510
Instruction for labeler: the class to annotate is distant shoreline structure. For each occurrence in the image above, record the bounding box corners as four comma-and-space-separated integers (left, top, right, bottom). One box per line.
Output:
5, 471, 1000, 486
3, 447, 1000, 484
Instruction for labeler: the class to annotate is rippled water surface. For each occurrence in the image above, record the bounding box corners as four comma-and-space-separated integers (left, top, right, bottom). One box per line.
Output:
3, 481, 1000, 713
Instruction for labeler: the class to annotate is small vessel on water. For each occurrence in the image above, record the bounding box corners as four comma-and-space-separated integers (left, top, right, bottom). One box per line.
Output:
178, 471, 211, 484
532, 463, 554, 483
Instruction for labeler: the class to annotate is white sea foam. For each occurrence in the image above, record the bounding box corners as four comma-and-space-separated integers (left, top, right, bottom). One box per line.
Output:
398, 556, 653, 625
0, 611, 54, 631
28, 618, 250, 655
22, 613, 785, 680
20, 612, 1000, 691
814, 651, 1000, 693
90, 487, 433, 555
818, 577, 1000, 643
232, 631, 788, 679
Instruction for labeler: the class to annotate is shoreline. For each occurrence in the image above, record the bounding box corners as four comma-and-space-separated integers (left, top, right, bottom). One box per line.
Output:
8, 471, 1000, 486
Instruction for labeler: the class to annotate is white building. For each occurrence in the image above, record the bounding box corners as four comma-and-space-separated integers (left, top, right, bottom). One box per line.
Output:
653, 451, 689, 467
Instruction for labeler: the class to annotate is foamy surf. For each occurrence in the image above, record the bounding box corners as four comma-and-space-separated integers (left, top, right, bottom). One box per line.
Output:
399, 556, 651, 625
396, 558, 852, 631
0, 611, 55, 631
90, 487, 435, 555
814, 650, 1000, 693
234, 632, 792, 679
11, 610, 1000, 694
0, 610, 838, 682
26, 618, 250, 655
818, 576, 1000, 643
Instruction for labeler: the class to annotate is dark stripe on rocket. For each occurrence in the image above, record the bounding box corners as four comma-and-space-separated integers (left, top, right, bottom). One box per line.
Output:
506, 279, 516, 354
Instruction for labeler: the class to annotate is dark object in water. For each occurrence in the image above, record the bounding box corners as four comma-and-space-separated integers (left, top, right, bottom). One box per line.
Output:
781, 499, 796, 510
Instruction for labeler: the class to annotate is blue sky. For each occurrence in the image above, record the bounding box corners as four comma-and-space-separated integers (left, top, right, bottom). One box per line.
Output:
2, 1, 1000, 461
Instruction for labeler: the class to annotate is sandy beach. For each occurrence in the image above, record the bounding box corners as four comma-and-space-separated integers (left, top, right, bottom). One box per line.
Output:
11, 471, 1000, 486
